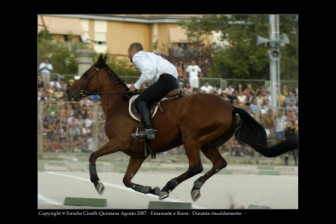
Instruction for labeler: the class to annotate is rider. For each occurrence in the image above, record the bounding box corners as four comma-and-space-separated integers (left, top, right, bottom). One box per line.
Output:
128, 42, 178, 139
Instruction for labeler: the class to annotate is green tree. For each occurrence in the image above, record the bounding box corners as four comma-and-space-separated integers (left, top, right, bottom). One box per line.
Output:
179, 14, 298, 80
105, 55, 139, 77
38, 29, 89, 75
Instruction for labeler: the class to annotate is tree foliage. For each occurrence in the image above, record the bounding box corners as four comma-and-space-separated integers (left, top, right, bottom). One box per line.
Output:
179, 14, 298, 80
38, 30, 89, 75
105, 55, 139, 77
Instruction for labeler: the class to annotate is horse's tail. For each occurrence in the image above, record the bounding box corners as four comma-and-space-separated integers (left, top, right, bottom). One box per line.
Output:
233, 107, 298, 157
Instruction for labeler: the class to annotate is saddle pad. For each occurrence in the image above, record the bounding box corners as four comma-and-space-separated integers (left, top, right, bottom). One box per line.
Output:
128, 95, 159, 121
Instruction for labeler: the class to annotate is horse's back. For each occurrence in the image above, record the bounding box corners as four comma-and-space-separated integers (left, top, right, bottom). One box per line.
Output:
160, 93, 234, 119
188, 93, 234, 115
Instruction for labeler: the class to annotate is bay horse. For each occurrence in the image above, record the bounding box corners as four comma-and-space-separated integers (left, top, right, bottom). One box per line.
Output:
66, 54, 298, 201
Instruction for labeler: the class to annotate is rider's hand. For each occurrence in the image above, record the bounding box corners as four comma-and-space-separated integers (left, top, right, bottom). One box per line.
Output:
129, 83, 138, 93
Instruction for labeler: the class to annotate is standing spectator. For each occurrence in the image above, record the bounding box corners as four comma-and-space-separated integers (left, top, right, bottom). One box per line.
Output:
37, 75, 44, 90
261, 109, 275, 141
186, 60, 202, 91
292, 84, 298, 97
284, 120, 298, 166
275, 109, 286, 143
176, 60, 186, 88
39, 58, 53, 85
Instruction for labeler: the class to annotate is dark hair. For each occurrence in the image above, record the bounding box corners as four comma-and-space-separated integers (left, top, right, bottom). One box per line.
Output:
128, 42, 143, 52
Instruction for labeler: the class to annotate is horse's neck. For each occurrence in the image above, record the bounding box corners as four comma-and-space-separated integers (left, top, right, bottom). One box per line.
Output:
99, 84, 128, 117
95, 69, 129, 116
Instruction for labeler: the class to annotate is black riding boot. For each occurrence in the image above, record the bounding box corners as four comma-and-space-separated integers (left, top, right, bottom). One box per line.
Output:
134, 101, 155, 139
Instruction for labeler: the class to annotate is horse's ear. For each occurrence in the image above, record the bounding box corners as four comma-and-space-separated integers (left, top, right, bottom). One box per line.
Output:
103, 54, 108, 63
97, 54, 103, 64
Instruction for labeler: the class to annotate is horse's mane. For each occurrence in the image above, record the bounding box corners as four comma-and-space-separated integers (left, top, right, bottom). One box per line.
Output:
94, 54, 130, 92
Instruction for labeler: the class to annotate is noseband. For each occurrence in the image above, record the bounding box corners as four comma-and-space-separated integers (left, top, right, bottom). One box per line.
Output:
73, 65, 100, 98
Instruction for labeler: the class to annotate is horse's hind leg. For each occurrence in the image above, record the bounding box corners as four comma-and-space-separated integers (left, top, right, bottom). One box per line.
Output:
89, 139, 121, 194
159, 141, 203, 200
123, 156, 160, 196
191, 147, 227, 201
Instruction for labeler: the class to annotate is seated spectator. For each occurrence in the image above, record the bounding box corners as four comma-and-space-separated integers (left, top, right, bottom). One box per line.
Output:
224, 85, 235, 96
282, 84, 289, 96
54, 88, 64, 99
249, 97, 261, 115
89, 95, 100, 102
286, 100, 298, 114
183, 82, 193, 96
260, 99, 271, 115
237, 90, 247, 105
200, 81, 214, 93
255, 91, 265, 107
49, 77, 61, 91
285, 91, 297, 106
286, 110, 298, 125
244, 83, 255, 96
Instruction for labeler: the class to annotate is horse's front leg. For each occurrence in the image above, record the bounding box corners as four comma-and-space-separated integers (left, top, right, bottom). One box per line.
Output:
123, 156, 160, 196
89, 139, 122, 195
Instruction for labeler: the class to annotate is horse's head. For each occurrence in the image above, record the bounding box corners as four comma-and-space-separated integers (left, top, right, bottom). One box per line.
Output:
65, 54, 108, 101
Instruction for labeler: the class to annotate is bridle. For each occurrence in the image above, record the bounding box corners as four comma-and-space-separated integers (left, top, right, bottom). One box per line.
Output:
71, 65, 131, 99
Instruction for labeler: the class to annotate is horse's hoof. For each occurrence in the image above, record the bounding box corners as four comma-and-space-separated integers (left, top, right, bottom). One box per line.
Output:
191, 189, 201, 201
154, 186, 161, 196
95, 182, 105, 195
159, 191, 169, 200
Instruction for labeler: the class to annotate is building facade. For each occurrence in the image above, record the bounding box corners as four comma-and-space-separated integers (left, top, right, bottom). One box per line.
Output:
38, 14, 205, 58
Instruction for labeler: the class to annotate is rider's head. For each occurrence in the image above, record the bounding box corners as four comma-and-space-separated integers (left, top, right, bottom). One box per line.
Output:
128, 42, 143, 63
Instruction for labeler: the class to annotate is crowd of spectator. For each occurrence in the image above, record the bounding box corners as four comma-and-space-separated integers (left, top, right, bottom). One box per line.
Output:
38, 73, 298, 164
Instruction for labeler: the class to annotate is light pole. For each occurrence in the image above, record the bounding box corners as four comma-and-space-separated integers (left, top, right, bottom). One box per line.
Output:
256, 15, 289, 112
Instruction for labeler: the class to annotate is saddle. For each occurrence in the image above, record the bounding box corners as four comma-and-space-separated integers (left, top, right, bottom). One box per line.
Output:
129, 88, 184, 121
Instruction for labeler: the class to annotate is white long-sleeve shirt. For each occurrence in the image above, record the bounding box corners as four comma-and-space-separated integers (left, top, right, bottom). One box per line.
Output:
132, 51, 178, 89
39, 62, 53, 74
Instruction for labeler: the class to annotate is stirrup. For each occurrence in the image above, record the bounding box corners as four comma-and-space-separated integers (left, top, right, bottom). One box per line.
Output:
145, 129, 155, 140
132, 128, 146, 139
131, 128, 156, 140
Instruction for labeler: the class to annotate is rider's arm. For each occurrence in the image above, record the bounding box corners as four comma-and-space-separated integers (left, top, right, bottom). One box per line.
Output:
133, 53, 156, 89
